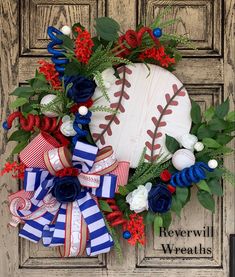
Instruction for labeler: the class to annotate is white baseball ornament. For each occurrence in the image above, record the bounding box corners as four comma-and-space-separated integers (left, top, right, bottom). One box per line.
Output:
90, 64, 192, 168
40, 94, 59, 117
61, 25, 71, 35
178, 134, 198, 150
172, 149, 196, 170
60, 120, 76, 137
194, 142, 204, 152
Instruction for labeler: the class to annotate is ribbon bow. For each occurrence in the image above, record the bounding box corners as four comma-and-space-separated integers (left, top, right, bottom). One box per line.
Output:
10, 140, 119, 257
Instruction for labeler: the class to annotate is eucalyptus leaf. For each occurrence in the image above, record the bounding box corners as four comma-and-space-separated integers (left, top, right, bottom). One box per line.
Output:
191, 100, 202, 124
202, 138, 221, 149
226, 111, 235, 122
165, 134, 180, 154
95, 17, 120, 41
204, 106, 215, 121
176, 187, 189, 205
11, 87, 35, 98
98, 200, 113, 212
216, 134, 234, 145
171, 195, 182, 217
197, 124, 216, 140
215, 98, 229, 119
197, 180, 211, 194
207, 179, 223, 196
161, 212, 172, 229
209, 118, 227, 131
145, 212, 156, 226
154, 215, 163, 236
10, 97, 29, 109
57, 34, 74, 50
8, 130, 31, 142
197, 190, 215, 212
11, 141, 28, 155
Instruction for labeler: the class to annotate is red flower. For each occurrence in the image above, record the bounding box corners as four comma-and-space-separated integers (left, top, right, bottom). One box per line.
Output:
0, 161, 26, 180
126, 213, 146, 246
56, 167, 79, 177
74, 27, 94, 64
139, 46, 175, 68
160, 169, 171, 182
38, 60, 61, 89
70, 98, 94, 114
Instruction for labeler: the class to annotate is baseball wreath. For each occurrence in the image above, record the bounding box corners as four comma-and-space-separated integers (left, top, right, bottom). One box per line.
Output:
1, 10, 234, 258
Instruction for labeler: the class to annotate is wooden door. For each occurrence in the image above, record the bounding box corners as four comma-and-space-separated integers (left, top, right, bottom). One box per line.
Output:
0, 0, 234, 276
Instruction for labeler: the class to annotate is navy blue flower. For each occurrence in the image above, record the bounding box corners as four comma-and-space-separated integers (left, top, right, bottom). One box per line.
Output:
65, 75, 96, 103
148, 184, 172, 213
52, 176, 81, 203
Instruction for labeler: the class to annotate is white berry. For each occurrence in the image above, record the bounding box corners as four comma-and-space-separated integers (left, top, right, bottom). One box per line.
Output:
78, 106, 88, 116
194, 142, 204, 152
208, 159, 218, 169
61, 26, 71, 35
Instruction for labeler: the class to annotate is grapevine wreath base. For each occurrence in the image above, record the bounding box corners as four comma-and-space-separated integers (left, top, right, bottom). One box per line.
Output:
1, 13, 235, 258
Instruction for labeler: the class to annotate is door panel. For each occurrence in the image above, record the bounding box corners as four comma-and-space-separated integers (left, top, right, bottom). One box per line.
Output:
0, 0, 234, 276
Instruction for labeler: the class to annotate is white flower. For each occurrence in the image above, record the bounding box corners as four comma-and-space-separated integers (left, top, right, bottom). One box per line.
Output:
177, 133, 198, 151
126, 182, 152, 213
94, 68, 116, 89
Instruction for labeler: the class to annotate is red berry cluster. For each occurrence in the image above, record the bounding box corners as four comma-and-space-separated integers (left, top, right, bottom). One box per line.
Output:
0, 161, 26, 180
139, 46, 175, 68
74, 27, 94, 64
126, 213, 146, 246
38, 60, 61, 89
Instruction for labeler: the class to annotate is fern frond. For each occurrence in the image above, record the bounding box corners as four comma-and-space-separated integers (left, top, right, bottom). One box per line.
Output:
103, 214, 123, 262
221, 167, 235, 187
90, 105, 118, 114
93, 71, 110, 103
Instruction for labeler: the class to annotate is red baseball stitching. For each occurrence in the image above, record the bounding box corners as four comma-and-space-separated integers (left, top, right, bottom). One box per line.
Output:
93, 66, 132, 145
145, 84, 186, 162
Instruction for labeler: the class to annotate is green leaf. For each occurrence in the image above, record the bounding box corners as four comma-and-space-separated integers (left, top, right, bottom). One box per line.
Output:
206, 168, 224, 179
202, 138, 221, 149
204, 106, 215, 121
226, 111, 235, 122
57, 34, 74, 50
171, 195, 182, 217
197, 180, 211, 194
216, 134, 234, 145
197, 124, 216, 139
145, 212, 156, 225
154, 215, 163, 236
176, 187, 189, 205
11, 87, 35, 98
215, 98, 229, 119
10, 97, 29, 109
95, 17, 120, 41
8, 130, 31, 142
98, 200, 113, 212
11, 141, 28, 155
161, 212, 172, 229
165, 134, 180, 153
191, 100, 202, 124
64, 61, 81, 76
197, 190, 215, 212
118, 186, 129, 196
207, 179, 223, 196
224, 121, 235, 133
209, 118, 227, 131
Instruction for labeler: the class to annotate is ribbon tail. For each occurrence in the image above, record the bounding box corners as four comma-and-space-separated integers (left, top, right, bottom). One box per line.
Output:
19, 207, 58, 243
91, 174, 117, 198
42, 204, 66, 247
77, 191, 114, 256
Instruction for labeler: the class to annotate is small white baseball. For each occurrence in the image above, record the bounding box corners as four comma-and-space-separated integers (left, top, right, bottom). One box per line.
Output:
194, 142, 204, 152
78, 106, 88, 116
178, 133, 198, 150
60, 120, 76, 137
40, 94, 59, 117
172, 149, 196, 171
208, 159, 218, 169
61, 25, 71, 35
